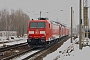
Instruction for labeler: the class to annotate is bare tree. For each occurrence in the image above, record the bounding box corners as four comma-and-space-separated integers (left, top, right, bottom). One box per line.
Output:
0, 8, 30, 37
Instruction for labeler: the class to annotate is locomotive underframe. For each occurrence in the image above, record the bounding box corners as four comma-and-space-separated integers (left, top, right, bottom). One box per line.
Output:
27, 38, 47, 47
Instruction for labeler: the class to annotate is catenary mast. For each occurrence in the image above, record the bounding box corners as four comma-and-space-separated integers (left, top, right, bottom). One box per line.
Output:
83, 0, 89, 45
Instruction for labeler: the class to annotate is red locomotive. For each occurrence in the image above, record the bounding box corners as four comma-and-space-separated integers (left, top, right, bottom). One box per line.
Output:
27, 18, 69, 47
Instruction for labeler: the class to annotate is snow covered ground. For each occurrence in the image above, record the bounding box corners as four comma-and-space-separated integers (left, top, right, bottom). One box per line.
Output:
0, 36, 27, 47
43, 38, 90, 60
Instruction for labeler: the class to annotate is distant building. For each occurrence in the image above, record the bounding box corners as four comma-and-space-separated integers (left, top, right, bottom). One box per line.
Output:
0, 31, 17, 37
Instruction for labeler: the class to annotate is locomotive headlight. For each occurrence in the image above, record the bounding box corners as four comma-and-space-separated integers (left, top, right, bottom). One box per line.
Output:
29, 31, 34, 34
40, 31, 46, 35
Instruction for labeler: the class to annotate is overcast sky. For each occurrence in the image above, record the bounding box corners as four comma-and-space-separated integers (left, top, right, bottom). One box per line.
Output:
0, 0, 90, 27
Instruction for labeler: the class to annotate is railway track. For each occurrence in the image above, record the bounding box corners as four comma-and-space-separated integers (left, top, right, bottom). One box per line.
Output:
31, 37, 70, 60
1, 43, 53, 60
0, 36, 70, 60
0, 42, 29, 60
0, 42, 28, 52
23, 36, 70, 60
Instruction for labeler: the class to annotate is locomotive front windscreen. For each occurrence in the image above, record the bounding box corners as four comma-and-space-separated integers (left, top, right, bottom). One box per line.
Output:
30, 22, 46, 28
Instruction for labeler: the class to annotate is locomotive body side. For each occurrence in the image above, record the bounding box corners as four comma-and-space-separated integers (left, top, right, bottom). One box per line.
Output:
50, 22, 60, 41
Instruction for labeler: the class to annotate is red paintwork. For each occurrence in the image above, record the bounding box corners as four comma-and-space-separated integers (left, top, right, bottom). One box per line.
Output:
27, 19, 69, 42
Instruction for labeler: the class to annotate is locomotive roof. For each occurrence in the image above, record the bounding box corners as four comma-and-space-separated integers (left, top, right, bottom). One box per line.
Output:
38, 17, 49, 20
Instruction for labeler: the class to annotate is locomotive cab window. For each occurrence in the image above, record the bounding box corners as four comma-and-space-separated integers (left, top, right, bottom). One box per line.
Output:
30, 22, 46, 28
49, 24, 50, 28
30, 22, 37, 28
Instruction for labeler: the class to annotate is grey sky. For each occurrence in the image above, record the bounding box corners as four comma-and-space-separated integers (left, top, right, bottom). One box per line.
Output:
0, 0, 90, 27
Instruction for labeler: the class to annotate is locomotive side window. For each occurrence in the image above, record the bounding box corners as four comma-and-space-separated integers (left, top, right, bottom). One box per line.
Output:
30, 22, 46, 28
49, 24, 50, 28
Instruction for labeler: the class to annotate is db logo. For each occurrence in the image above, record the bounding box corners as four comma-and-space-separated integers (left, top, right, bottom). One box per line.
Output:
36, 29, 38, 34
